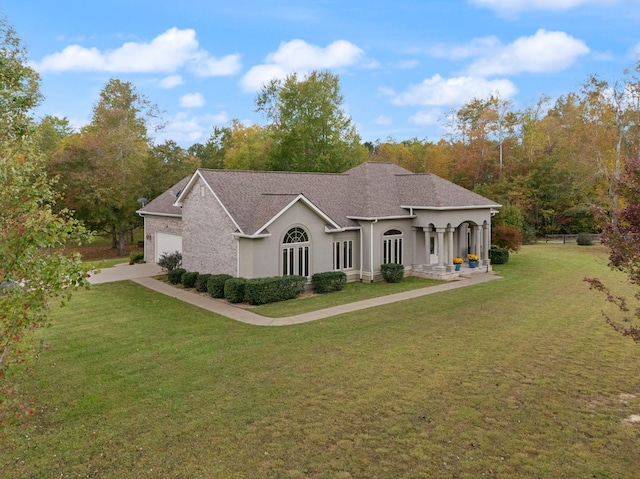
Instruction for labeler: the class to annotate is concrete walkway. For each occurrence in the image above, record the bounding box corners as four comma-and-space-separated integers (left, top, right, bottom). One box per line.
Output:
87, 262, 164, 284
132, 274, 501, 326
87, 261, 501, 326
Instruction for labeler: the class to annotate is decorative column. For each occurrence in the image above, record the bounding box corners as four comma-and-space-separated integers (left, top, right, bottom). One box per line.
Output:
470, 225, 477, 256
436, 227, 445, 272
483, 222, 491, 265
423, 227, 432, 268
411, 227, 417, 270
446, 226, 455, 271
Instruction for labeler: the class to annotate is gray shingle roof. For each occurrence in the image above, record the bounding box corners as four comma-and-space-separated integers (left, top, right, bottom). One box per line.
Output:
136, 175, 191, 217
182, 162, 499, 235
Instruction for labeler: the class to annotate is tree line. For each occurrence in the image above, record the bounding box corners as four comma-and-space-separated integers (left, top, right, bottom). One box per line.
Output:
37, 65, 640, 254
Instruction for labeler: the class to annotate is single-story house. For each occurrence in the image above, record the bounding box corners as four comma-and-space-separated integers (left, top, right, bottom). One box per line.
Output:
137, 162, 501, 281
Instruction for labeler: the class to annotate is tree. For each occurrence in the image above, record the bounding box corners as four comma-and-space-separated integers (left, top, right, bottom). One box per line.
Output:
144, 140, 200, 199
35, 115, 74, 159
0, 17, 90, 430
222, 120, 272, 170
255, 70, 366, 172
586, 156, 640, 342
188, 125, 229, 170
52, 79, 160, 256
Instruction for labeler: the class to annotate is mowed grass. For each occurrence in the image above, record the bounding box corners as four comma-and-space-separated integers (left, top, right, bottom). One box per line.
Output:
2, 245, 640, 478
252, 276, 444, 317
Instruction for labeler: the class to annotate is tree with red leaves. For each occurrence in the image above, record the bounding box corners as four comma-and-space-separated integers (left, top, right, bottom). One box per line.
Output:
585, 156, 640, 342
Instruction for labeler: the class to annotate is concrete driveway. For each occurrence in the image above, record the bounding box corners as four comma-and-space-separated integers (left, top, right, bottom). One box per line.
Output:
87, 262, 164, 284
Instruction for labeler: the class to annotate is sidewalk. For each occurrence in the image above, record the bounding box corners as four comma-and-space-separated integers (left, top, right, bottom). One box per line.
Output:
87, 262, 164, 284
132, 273, 501, 326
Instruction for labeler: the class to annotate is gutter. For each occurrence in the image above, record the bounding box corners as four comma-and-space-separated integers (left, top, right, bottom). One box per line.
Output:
136, 211, 182, 218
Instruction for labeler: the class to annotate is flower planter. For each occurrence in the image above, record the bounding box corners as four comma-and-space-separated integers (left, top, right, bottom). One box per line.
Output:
468, 260, 478, 268
455, 264, 461, 271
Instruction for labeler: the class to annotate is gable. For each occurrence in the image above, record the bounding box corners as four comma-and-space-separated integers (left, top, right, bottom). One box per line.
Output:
169, 163, 500, 235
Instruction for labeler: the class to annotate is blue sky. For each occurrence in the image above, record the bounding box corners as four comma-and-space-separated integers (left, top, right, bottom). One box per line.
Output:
3, 0, 640, 146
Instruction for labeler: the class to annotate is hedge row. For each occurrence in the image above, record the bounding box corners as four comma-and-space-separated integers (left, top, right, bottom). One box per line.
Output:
311, 271, 347, 293
168, 269, 307, 306
244, 275, 306, 305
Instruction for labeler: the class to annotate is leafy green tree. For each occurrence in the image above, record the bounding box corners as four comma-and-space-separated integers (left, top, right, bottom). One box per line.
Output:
35, 115, 74, 159
144, 140, 200, 199
52, 79, 160, 255
255, 70, 366, 172
222, 120, 272, 170
0, 17, 90, 429
189, 125, 230, 170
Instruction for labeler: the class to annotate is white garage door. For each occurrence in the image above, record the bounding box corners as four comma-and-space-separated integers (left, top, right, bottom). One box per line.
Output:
156, 233, 182, 263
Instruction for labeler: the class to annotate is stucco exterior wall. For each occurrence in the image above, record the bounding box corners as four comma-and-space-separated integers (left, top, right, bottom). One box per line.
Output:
143, 215, 182, 264
181, 177, 237, 275
239, 201, 334, 279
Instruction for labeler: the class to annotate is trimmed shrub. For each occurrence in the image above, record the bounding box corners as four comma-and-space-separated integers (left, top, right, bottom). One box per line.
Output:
207, 274, 233, 298
381, 263, 404, 283
181, 271, 199, 289
168, 268, 186, 285
224, 277, 247, 304
129, 251, 145, 264
158, 251, 182, 272
489, 246, 509, 264
244, 275, 306, 305
195, 274, 211, 293
311, 271, 347, 294
576, 232, 594, 246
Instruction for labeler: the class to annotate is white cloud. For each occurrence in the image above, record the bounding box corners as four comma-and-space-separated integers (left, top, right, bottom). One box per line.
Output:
386, 74, 518, 107
373, 115, 392, 126
470, 0, 619, 14
467, 30, 589, 76
191, 53, 242, 77
180, 92, 206, 108
242, 39, 363, 92
158, 74, 184, 89
156, 111, 230, 145
409, 110, 441, 126
34, 27, 241, 77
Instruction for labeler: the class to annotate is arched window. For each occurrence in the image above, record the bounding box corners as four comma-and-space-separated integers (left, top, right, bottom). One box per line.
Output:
282, 227, 310, 277
283, 227, 309, 244
382, 229, 403, 264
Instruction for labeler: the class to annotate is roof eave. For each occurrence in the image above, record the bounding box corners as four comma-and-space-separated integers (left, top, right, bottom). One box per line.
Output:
136, 210, 182, 218
232, 232, 272, 239
346, 214, 417, 221
400, 204, 502, 211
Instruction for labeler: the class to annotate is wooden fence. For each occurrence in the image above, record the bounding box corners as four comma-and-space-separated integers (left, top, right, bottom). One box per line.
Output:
543, 234, 602, 244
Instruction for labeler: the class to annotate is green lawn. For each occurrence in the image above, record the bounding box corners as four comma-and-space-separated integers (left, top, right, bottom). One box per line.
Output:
252, 276, 444, 317
2, 245, 640, 478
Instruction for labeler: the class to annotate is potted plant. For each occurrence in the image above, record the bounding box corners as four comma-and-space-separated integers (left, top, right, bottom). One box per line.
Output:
453, 257, 463, 271
468, 254, 479, 268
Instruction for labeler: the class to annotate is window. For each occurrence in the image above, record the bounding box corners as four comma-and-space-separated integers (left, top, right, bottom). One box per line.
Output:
333, 240, 353, 270
282, 227, 310, 277
383, 229, 403, 264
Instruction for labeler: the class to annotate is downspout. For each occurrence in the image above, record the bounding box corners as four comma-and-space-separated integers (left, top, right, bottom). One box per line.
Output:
370, 219, 378, 282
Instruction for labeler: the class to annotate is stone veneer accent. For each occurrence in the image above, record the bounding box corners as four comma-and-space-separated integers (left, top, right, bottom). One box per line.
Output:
181, 177, 237, 275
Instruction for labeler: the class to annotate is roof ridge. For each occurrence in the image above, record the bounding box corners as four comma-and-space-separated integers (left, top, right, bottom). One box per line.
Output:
198, 168, 345, 176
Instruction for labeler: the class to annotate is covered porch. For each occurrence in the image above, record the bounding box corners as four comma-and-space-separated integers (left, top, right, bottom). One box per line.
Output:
410, 221, 493, 280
